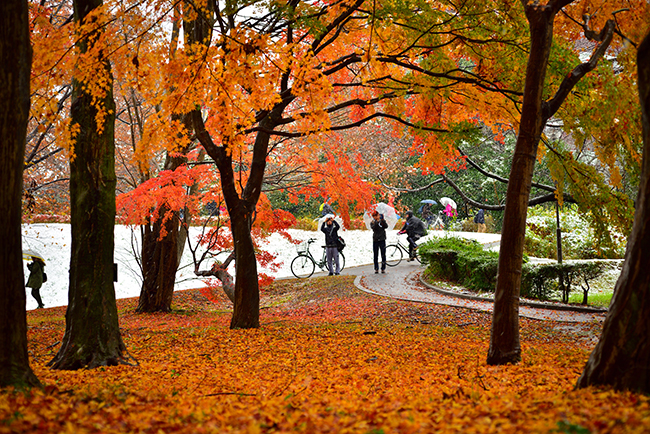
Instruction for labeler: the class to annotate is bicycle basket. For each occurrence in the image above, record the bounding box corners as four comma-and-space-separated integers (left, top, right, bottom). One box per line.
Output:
296, 241, 309, 254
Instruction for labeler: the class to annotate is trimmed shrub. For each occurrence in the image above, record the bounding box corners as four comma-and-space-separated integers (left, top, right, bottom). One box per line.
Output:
521, 261, 612, 304
419, 236, 498, 292
422, 235, 613, 304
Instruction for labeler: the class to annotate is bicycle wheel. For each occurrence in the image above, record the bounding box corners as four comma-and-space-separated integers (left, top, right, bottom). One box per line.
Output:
324, 252, 345, 274
385, 244, 403, 266
291, 255, 316, 278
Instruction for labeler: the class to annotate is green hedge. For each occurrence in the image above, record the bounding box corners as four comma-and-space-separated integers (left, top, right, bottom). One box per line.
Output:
419, 237, 499, 293
521, 261, 611, 304
420, 236, 611, 304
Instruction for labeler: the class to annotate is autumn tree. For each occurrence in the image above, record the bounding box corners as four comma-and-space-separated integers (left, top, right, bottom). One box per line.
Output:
0, 0, 41, 389
23, 2, 74, 219
49, 0, 130, 369
143, 0, 536, 329
576, 30, 650, 394
486, 0, 640, 365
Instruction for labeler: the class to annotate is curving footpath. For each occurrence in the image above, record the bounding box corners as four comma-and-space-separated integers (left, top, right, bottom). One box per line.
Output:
348, 262, 607, 324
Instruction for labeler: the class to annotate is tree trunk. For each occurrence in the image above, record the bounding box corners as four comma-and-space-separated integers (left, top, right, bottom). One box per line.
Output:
229, 204, 260, 328
576, 32, 650, 393
487, 0, 615, 365
49, 0, 129, 370
0, 0, 41, 389
487, 4, 556, 365
137, 150, 185, 313
135, 15, 198, 311
136, 206, 179, 312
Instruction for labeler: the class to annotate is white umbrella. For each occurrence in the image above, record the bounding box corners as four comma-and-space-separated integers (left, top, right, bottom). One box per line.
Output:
317, 214, 345, 230
439, 197, 457, 210
363, 202, 399, 230
22, 249, 46, 262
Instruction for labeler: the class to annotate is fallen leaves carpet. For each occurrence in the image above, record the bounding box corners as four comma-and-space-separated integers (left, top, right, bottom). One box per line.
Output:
2, 276, 649, 433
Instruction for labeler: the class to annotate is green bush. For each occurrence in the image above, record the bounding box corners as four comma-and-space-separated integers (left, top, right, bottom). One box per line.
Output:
419, 236, 498, 292
521, 261, 611, 303
422, 235, 613, 305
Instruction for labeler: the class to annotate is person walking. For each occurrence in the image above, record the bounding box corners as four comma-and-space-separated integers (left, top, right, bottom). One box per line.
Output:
474, 209, 486, 233
370, 211, 388, 274
321, 215, 341, 275
398, 210, 427, 261
26, 257, 46, 308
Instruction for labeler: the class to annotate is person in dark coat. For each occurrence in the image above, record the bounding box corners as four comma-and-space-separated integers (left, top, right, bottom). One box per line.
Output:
321, 215, 341, 275
26, 257, 45, 308
398, 210, 426, 260
474, 209, 486, 233
370, 211, 389, 273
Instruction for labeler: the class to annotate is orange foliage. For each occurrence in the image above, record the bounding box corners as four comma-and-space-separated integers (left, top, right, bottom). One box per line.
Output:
5, 279, 650, 433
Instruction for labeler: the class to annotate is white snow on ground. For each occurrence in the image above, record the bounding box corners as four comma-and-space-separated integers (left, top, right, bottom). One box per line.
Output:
20, 223, 501, 311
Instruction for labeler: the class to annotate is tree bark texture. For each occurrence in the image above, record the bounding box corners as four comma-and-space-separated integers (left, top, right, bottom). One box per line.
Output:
137, 208, 179, 312
488, 4, 557, 365
49, 0, 128, 370
0, 0, 41, 389
576, 32, 650, 393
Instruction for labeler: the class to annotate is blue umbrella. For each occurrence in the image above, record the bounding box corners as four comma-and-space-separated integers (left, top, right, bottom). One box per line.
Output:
420, 199, 436, 205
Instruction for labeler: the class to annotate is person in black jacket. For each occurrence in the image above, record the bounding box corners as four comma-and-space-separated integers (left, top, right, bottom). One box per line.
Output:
474, 209, 486, 233
26, 257, 45, 308
321, 215, 341, 275
370, 211, 388, 273
398, 210, 426, 260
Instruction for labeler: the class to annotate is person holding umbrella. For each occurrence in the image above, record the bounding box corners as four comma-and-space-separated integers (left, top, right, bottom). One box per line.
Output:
26, 256, 46, 308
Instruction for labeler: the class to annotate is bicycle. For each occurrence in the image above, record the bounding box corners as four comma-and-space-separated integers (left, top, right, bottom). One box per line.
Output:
385, 234, 421, 266
291, 238, 346, 278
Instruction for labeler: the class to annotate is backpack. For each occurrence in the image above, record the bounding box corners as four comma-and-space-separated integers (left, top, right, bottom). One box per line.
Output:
336, 236, 345, 252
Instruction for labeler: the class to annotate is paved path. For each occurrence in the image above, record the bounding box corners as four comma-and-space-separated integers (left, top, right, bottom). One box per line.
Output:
338, 262, 606, 324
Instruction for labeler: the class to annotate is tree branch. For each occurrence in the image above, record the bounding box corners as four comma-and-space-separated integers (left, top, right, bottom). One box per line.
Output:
543, 19, 615, 121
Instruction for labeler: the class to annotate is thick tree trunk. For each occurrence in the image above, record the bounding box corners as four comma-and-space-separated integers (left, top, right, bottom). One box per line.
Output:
49, 0, 129, 370
136, 206, 179, 312
229, 205, 260, 328
487, 4, 556, 365
576, 33, 650, 393
0, 0, 40, 389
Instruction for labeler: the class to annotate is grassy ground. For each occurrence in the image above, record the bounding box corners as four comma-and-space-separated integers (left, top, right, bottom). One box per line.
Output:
3, 277, 648, 433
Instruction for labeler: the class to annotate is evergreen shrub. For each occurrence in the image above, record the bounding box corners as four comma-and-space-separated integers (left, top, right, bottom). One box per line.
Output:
421, 236, 612, 304
419, 237, 498, 292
